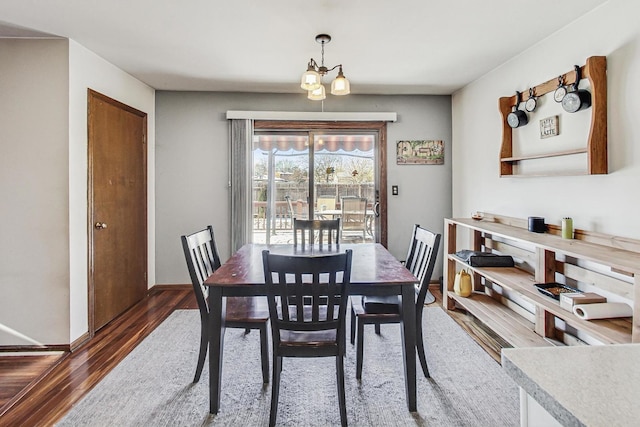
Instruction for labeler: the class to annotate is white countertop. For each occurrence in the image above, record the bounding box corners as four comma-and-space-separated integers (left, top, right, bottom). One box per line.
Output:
502, 344, 640, 427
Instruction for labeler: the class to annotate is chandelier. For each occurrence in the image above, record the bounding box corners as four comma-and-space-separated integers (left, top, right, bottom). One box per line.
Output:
300, 34, 350, 101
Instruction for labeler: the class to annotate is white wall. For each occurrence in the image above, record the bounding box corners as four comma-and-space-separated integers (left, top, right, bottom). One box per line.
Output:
0, 39, 70, 345
155, 92, 452, 284
452, 0, 640, 239
68, 40, 155, 343
0, 38, 155, 346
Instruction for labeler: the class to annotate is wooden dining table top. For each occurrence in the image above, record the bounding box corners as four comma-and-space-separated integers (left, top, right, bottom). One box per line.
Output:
204, 243, 417, 287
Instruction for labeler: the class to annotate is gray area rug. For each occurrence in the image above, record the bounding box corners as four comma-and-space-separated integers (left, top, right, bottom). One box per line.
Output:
57, 307, 519, 426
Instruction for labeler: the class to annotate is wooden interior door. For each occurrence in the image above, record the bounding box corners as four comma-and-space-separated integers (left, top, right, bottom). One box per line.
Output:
88, 89, 147, 333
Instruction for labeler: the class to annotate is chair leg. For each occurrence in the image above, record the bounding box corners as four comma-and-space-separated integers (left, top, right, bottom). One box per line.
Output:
416, 315, 430, 378
259, 324, 270, 384
374, 323, 381, 335
336, 355, 348, 427
269, 356, 282, 427
350, 303, 356, 345
193, 316, 208, 383
356, 317, 365, 380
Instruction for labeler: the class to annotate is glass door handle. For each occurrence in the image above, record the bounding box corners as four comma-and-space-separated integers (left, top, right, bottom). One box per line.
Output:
373, 202, 380, 217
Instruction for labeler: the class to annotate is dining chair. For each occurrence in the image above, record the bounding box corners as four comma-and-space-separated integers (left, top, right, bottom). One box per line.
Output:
285, 195, 296, 220
293, 218, 340, 246
285, 195, 307, 220
262, 249, 353, 427
350, 224, 440, 379
340, 196, 368, 242
181, 226, 269, 383
317, 195, 337, 211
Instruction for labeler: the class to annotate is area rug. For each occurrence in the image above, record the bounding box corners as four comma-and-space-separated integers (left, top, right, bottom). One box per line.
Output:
56, 307, 519, 426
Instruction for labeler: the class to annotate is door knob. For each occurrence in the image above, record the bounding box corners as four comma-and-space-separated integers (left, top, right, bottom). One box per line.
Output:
95, 222, 108, 229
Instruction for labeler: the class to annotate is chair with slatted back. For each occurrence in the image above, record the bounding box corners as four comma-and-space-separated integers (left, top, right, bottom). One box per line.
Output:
340, 196, 368, 242
285, 195, 307, 220
181, 226, 270, 383
350, 224, 440, 379
293, 218, 340, 247
262, 249, 353, 427
285, 195, 296, 220
317, 195, 336, 212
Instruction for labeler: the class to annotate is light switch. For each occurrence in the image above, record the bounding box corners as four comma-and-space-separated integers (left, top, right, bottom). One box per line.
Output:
392, 185, 399, 196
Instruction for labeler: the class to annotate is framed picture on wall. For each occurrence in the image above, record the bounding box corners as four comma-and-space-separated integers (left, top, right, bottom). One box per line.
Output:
396, 140, 444, 165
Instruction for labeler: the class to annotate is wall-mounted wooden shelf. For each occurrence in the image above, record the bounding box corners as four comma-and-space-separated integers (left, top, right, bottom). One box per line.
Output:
498, 56, 607, 177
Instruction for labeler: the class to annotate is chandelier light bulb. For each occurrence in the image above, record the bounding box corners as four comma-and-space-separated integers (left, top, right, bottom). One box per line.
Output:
308, 84, 326, 101
301, 63, 321, 91
331, 67, 350, 96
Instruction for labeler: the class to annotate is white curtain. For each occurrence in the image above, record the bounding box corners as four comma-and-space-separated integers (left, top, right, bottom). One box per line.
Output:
229, 119, 253, 252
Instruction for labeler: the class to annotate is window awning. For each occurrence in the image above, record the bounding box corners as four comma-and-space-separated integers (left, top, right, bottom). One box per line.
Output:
254, 134, 374, 153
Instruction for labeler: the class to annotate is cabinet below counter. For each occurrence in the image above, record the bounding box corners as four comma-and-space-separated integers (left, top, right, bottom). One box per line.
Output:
502, 344, 640, 426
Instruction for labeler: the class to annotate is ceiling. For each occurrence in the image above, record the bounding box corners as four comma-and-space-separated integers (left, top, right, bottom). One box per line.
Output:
0, 0, 608, 95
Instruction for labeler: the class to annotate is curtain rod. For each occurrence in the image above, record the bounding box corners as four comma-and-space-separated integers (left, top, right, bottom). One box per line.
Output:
226, 111, 397, 122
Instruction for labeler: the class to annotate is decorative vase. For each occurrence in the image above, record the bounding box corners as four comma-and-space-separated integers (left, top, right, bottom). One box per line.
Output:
562, 218, 574, 239
454, 269, 473, 297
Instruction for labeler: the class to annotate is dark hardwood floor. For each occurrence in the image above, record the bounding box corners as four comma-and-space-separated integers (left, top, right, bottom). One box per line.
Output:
0, 286, 502, 426
0, 287, 195, 427
0, 353, 65, 410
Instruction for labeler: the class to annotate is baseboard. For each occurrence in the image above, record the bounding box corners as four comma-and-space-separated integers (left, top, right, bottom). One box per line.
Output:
149, 284, 191, 294
70, 332, 91, 352
1, 286, 190, 352
0, 344, 69, 352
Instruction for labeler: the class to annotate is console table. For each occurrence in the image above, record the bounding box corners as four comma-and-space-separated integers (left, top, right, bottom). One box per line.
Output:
443, 213, 639, 347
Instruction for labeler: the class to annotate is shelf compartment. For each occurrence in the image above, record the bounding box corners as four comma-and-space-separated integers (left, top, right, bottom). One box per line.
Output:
448, 218, 640, 275
484, 266, 631, 344
448, 291, 552, 348
449, 254, 632, 344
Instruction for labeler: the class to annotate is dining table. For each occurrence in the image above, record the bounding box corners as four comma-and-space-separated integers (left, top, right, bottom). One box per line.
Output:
203, 242, 419, 414
314, 209, 376, 235
314, 209, 376, 218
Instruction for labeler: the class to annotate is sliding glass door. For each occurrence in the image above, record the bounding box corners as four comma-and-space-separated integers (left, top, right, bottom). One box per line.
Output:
252, 132, 310, 244
251, 128, 380, 245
